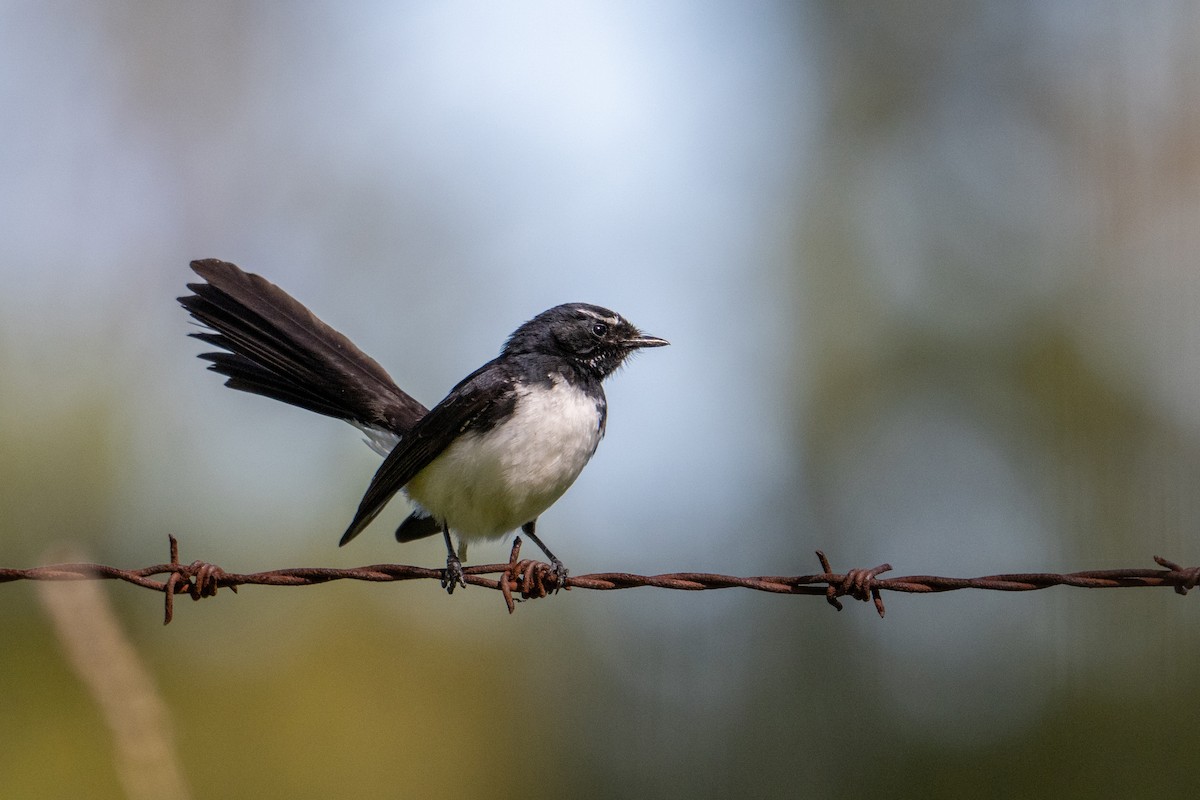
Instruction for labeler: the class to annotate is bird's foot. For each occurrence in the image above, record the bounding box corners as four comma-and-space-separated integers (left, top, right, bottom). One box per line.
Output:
441, 554, 466, 594
548, 558, 570, 592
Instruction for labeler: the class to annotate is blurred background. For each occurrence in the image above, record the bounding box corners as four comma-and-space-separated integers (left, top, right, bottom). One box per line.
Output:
2, 1, 1199, 797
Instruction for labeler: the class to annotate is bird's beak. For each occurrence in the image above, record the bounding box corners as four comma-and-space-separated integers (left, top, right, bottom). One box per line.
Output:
628, 333, 670, 349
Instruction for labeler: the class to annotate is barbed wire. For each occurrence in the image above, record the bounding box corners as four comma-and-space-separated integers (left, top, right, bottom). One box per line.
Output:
3, 535, 1198, 623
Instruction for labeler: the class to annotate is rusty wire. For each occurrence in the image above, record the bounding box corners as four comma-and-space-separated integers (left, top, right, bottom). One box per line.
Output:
2, 536, 1198, 623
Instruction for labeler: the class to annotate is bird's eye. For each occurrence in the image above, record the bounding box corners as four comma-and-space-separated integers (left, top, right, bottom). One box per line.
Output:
591, 322, 609, 337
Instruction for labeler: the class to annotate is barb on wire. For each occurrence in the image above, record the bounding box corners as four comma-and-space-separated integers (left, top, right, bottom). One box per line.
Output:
2, 536, 1198, 623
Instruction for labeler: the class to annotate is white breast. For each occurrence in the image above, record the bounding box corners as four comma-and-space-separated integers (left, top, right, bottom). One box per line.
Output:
402, 375, 605, 540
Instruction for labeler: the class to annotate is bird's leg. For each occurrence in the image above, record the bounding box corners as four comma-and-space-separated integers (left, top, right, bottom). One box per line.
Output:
521, 519, 569, 590
441, 524, 465, 593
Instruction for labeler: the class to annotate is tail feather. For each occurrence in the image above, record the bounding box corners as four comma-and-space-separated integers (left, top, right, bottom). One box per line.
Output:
197, 352, 359, 421
179, 259, 427, 434
395, 512, 441, 543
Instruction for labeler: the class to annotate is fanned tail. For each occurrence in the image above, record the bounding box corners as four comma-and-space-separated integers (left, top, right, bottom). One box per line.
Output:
179, 259, 427, 434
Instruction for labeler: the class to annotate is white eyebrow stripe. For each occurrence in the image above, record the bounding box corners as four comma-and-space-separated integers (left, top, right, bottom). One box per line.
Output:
573, 307, 622, 326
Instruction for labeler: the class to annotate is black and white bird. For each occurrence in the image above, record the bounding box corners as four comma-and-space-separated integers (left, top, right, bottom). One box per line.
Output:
179, 259, 667, 590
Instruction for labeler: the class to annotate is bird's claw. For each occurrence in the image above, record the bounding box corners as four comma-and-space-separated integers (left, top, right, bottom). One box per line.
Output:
549, 559, 570, 591
441, 555, 466, 594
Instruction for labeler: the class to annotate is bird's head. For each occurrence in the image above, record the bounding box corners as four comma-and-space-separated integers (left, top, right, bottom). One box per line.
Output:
503, 303, 669, 379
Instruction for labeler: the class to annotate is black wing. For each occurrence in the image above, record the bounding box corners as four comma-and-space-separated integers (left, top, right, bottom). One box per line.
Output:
338, 360, 517, 545
179, 259, 428, 434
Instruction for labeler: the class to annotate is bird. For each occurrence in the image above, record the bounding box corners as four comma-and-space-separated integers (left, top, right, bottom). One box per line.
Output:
178, 259, 668, 591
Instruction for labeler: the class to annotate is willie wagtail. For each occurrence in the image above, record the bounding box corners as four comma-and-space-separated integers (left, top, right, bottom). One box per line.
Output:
179, 259, 668, 590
